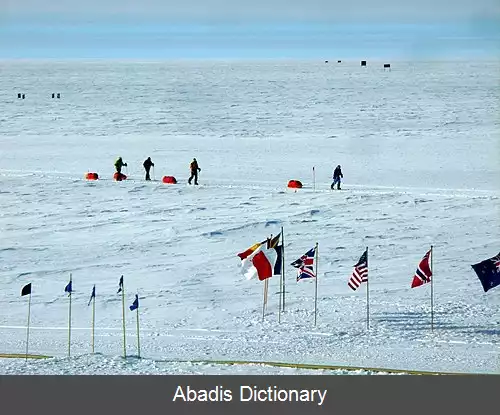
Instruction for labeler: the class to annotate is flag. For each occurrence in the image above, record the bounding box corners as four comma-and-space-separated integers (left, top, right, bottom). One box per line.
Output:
129, 294, 139, 311
88, 285, 95, 306
21, 283, 31, 296
240, 244, 279, 281
411, 249, 432, 288
291, 247, 316, 282
471, 252, 500, 293
65, 279, 73, 295
117, 276, 123, 293
237, 240, 266, 260
273, 244, 283, 275
348, 249, 368, 291
268, 232, 283, 276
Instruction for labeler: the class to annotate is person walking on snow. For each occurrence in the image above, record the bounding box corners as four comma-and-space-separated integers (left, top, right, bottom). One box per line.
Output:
188, 158, 201, 185
143, 157, 155, 181
331, 165, 343, 190
114, 157, 128, 174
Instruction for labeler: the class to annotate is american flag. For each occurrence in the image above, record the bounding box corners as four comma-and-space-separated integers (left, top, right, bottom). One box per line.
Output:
348, 249, 368, 291
411, 249, 432, 288
291, 247, 316, 282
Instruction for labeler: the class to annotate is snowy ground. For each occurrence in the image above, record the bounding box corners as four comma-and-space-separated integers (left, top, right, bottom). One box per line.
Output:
0, 60, 499, 374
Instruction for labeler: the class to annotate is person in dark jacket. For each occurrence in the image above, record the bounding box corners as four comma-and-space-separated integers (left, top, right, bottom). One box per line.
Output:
331, 165, 343, 190
143, 157, 155, 181
188, 158, 201, 185
114, 157, 127, 174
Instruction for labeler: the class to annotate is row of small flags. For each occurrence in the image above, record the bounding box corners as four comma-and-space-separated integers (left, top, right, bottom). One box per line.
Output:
237, 227, 500, 327
22, 278, 140, 309
20, 275, 140, 361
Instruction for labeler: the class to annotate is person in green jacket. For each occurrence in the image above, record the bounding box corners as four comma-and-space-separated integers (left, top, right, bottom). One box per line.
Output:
114, 157, 128, 174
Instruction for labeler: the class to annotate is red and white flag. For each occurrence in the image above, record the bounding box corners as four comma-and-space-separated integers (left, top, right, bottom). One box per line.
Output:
348, 249, 368, 291
411, 249, 432, 288
238, 241, 278, 281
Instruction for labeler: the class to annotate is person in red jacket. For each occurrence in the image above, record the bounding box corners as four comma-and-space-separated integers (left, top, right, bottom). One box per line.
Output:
188, 158, 201, 185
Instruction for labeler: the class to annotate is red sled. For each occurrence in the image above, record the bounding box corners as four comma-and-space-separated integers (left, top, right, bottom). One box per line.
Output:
114, 172, 127, 181
85, 172, 99, 180
162, 176, 177, 184
287, 179, 303, 189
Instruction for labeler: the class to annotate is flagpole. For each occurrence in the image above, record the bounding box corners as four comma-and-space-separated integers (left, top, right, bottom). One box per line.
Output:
25, 292, 31, 362
262, 280, 266, 322
92, 289, 96, 354
366, 246, 370, 331
314, 242, 319, 327
121, 276, 126, 358
136, 296, 141, 358
68, 273, 72, 358
278, 247, 283, 324
282, 226, 286, 312
313, 166, 315, 192
431, 245, 434, 332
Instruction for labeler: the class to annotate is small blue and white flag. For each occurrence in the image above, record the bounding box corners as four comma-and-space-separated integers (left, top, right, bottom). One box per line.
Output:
129, 295, 139, 311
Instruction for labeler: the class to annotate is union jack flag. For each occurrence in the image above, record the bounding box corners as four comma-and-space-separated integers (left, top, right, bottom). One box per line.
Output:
291, 247, 316, 282
493, 254, 500, 271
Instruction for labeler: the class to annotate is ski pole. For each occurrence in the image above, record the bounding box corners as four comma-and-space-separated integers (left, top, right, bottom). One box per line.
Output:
152, 166, 155, 181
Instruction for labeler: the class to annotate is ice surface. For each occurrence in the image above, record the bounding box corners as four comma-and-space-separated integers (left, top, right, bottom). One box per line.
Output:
0, 60, 498, 374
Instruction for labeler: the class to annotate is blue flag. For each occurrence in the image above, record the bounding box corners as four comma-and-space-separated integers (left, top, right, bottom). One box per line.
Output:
88, 285, 95, 306
129, 294, 139, 311
64, 279, 72, 295
117, 276, 123, 293
471, 253, 500, 293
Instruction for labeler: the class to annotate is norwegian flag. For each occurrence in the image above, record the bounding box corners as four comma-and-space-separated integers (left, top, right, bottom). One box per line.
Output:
291, 247, 316, 282
348, 249, 368, 291
411, 249, 432, 288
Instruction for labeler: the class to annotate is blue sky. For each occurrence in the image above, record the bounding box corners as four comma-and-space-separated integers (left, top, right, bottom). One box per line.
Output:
1, 1, 499, 58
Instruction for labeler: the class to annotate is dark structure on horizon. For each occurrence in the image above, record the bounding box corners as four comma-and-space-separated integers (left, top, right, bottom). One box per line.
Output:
361, 60, 367, 66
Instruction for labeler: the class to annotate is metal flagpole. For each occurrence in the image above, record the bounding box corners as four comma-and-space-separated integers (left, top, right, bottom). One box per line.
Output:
314, 242, 319, 327
121, 277, 127, 358
313, 166, 315, 191
68, 274, 72, 358
431, 245, 434, 332
92, 287, 96, 354
136, 297, 141, 358
25, 292, 31, 362
366, 247, 370, 331
282, 227, 286, 312
278, 241, 283, 323
262, 280, 266, 322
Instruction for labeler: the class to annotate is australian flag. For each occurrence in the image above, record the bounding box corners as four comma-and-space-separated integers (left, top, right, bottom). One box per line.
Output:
291, 246, 316, 282
471, 252, 500, 293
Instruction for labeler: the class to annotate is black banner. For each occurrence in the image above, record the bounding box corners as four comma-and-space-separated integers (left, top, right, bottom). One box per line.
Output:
0, 375, 498, 415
